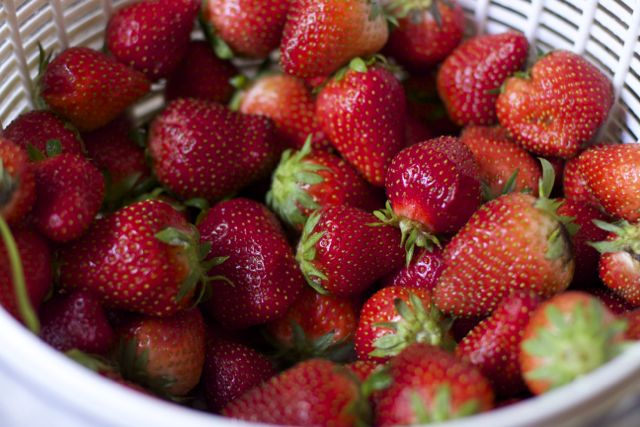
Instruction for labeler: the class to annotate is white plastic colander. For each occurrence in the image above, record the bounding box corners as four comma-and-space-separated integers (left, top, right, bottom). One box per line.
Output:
0, 1, 640, 426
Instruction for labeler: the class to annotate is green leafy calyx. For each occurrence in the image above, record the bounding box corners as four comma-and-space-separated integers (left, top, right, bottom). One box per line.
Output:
296, 210, 330, 294
589, 220, 640, 256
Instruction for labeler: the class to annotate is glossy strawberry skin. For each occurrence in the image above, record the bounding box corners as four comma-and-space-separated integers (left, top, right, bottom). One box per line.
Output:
2, 111, 83, 155
437, 32, 529, 126
586, 286, 636, 314
599, 243, 640, 307
563, 155, 600, 206
0, 138, 35, 224
379, 247, 445, 291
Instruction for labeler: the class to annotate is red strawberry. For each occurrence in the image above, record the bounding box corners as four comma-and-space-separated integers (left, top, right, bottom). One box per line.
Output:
223, 359, 370, 427
623, 309, 640, 340
379, 247, 445, 292
198, 198, 304, 329
374, 343, 494, 426
39, 290, 114, 355
40, 47, 150, 132
165, 41, 238, 103
267, 138, 382, 230
434, 160, 575, 317
456, 291, 541, 397
404, 73, 460, 138
2, 111, 83, 155
116, 308, 206, 396
203, 337, 275, 412
106, 0, 200, 80
577, 143, 640, 222
460, 126, 540, 199
296, 205, 404, 298
280, 0, 389, 78
585, 286, 636, 314
437, 32, 529, 126
0, 138, 35, 224
497, 50, 613, 158
239, 74, 329, 150
519, 291, 626, 395
346, 360, 381, 382
148, 98, 278, 202
32, 153, 104, 242
59, 199, 212, 316
562, 155, 599, 206
202, 0, 289, 58
317, 63, 406, 186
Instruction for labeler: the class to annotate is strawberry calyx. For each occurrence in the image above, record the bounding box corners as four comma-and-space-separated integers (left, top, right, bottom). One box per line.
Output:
33, 43, 54, 110
198, 5, 234, 60
590, 220, 640, 257
410, 385, 481, 423
296, 210, 330, 294
384, 0, 442, 24
333, 55, 396, 82
26, 139, 63, 161
66, 348, 116, 373
481, 168, 520, 201
339, 364, 374, 427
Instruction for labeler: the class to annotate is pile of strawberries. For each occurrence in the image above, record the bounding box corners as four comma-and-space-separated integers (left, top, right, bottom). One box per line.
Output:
1, 0, 639, 425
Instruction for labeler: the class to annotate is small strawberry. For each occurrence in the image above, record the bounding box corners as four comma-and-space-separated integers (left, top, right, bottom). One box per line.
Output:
39, 47, 150, 132
374, 343, 494, 426
2, 111, 83, 155
280, 0, 389, 78
497, 50, 613, 158
379, 247, 445, 291
562, 155, 599, 206
437, 32, 529, 126
586, 287, 636, 314
0, 138, 35, 224
223, 359, 370, 427
296, 205, 404, 298
623, 309, 640, 340
198, 198, 304, 329
519, 291, 627, 395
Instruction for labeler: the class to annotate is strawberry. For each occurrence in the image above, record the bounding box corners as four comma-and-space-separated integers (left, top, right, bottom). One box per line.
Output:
106, 0, 200, 80
32, 152, 104, 242
404, 73, 460, 138
296, 205, 404, 298
148, 98, 278, 202
586, 287, 636, 314
165, 41, 238, 103
198, 198, 304, 329
280, 0, 389, 78
203, 336, 275, 412
374, 343, 494, 426
59, 199, 214, 316
379, 247, 445, 291
437, 32, 529, 126
576, 143, 640, 222
39, 47, 150, 132
2, 111, 83, 155
267, 138, 382, 230
223, 359, 370, 427
39, 290, 115, 355
202, 0, 289, 59
519, 291, 627, 395
116, 308, 206, 396
497, 50, 613, 158
562, 155, 599, 206
434, 159, 575, 317
239, 73, 330, 150
460, 126, 540, 199
456, 291, 541, 398
346, 360, 381, 382
0, 138, 35, 224
355, 287, 452, 362
623, 309, 640, 340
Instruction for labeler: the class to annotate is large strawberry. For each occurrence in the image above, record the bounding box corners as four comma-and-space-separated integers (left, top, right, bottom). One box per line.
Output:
379, 247, 446, 291
0, 138, 35, 224
562, 154, 599, 206
497, 50, 613, 158
317, 62, 406, 186
2, 111, 83, 155
437, 32, 529, 126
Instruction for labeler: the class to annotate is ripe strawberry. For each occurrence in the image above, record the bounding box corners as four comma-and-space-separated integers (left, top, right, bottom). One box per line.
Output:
59, 199, 212, 316
202, 0, 289, 58
519, 291, 626, 395
374, 343, 494, 426
39, 47, 150, 132
280, 0, 389, 78
460, 126, 540, 199
434, 159, 575, 317
562, 155, 599, 206
223, 359, 370, 427
379, 247, 445, 291
586, 287, 636, 314
39, 290, 115, 355
346, 360, 381, 382
497, 50, 613, 158
165, 41, 238, 103
106, 0, 200, 80
317, 63, 406, 186
117, 308, 206, 396
2, 111, 83, 155
0, 138, 35, 224
623, 309, 640, 340
437, 32, 528, 126
148, 98, 278, 201
32, 153, 104, 242
456, 291, 541, 398
198, 198, 304, 329
239, 74, 329, 150
577, 143, 640, 222
296, 205, 404, 298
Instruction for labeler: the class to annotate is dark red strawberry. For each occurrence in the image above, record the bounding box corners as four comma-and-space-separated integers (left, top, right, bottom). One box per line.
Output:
296, 205, 404, 298
497, 50, 613, 158
451, 316, 485, 343
562, 155, 599, 206
223, 359, 370, 427
404, 73, 460, 138
40, 47, 150, 132
2, 111, 83, 155
623, 309, 640, 340
437, 32, 528, 126
165, 41, 238, 103
374, 343, 494, 426
106, 0, 200, 80
0, 138, 35, 224
148, 98, 278, 201
379, 247, 445, 291
280, 0, 388, 78
346, 360, 381, 382
585, 286, 636, 314
198, 198, 304, 329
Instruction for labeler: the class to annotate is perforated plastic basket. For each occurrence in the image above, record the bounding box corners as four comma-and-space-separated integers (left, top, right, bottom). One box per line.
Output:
1, 1, 640, 426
